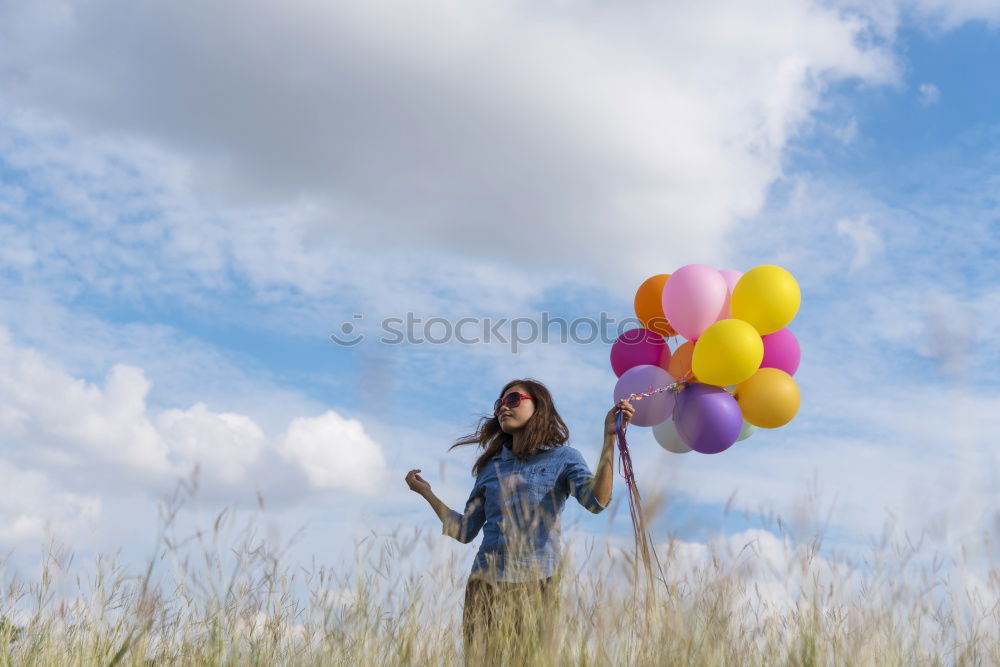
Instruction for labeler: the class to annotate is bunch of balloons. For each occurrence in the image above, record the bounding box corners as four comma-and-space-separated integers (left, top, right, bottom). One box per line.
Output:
611, 264, 802, 455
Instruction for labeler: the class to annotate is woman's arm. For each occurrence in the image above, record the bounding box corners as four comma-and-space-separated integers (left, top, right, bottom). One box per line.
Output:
405, 469, 485, 542
594, 399, 634, 506
406, 469, 453, 521
421, 489, 454, 524
592, 433, 616, 507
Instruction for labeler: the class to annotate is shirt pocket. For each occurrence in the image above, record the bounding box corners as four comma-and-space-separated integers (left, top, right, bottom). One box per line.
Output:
525, 465, 559, 503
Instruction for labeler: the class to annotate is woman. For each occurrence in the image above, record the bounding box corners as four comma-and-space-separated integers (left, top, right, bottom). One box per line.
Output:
405, 378, 634, 663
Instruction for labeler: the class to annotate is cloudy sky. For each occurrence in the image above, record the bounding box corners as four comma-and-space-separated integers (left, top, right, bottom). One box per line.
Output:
0, 0, 997, 598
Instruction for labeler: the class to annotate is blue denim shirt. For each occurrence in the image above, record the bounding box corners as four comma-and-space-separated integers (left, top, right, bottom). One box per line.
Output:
442, 443, 609, 583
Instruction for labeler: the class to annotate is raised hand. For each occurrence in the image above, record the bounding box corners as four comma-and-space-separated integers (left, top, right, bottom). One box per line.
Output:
405, 468, 432, 496
604, 398, 635, 436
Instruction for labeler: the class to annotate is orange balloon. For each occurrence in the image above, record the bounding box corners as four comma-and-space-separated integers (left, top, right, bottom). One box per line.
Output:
634, 274, 677, 337
668, 340, 697, 382
734, 368, 800, 428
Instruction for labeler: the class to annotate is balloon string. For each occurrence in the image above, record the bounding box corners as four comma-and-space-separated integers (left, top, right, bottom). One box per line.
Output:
614, 383, 682, 592
615, 411, 649, 578
622, 379, 688, 404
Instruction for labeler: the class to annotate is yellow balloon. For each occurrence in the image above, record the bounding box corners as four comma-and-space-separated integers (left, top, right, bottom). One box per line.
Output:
731, 265, 800, 335
734, 368, 800, 428
691, 319, 763, 386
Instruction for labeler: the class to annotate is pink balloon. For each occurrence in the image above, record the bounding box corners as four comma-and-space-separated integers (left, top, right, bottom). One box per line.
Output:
614, 365, 675, 427
662, 264, 729, 341
760, 328, 800, 376
718, 269, 743, 319
609, 328, 671, 377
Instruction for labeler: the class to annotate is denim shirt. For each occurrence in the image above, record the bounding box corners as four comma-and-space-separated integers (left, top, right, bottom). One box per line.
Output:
442, 443, 609, 583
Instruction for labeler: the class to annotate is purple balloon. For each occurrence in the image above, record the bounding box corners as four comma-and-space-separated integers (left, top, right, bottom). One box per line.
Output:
614, 365, 675, 427
610, 328, 671, 377
760, 328, 800, 376
672, 383, 742, 454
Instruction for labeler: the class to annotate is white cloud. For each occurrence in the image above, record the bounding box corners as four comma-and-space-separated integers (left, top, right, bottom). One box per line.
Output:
0, 108, 550, 325
0, 459, 101, 547
658, 529, 858, 612
0, 0, 897, 289
905, 0, 1000, 29
835, 215, 883, 270
0, 327, 173, 475
918, 82, 941, 106
863, 288, 997, 374
0, 326, 388, 501
281, 412, 387, 496
156, 404, 266, 485
833, 117, 859, 144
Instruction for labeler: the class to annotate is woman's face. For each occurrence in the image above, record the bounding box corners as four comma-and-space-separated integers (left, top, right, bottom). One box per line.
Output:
496, 384, 536, 434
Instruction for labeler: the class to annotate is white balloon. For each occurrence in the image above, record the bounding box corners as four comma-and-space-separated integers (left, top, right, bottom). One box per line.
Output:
652, 418, 691, 454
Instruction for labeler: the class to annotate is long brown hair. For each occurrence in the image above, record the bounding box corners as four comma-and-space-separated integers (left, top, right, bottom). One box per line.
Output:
450, 378, 570, 476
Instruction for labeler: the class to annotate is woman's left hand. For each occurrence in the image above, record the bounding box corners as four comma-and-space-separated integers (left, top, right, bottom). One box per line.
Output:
604, 399, 635, 436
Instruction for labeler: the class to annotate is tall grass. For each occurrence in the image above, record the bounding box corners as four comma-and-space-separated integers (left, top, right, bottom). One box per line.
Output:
0, 478, 997, 666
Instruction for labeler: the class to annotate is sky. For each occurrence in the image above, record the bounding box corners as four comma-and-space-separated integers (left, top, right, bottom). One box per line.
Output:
0, 0, 998, 611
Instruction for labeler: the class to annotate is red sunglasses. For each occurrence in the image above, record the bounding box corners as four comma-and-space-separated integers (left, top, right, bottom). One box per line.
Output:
494, 392, 534, 414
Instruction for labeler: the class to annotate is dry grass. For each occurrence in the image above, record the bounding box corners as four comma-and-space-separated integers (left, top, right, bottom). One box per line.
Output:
0, 478, 997, 666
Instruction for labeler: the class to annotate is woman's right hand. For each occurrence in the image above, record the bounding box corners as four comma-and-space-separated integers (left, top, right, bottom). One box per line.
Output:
405, 469, 432, 496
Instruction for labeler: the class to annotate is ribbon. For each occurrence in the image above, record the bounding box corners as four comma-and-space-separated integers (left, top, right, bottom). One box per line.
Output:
615, 380, 687, 588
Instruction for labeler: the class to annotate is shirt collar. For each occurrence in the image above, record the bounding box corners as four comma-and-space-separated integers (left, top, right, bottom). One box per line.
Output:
500, 441, 516, 460
499, 441, 554, 461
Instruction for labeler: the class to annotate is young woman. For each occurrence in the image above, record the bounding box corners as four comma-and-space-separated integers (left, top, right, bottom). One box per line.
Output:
405, 378, 634, 662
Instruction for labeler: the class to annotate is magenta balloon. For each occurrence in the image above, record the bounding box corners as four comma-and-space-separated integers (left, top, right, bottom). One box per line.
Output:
662, 264, 729, 341
609, 328, 671, 377
614, 365, 675, 427
760, 328, 800, 376
717, 269, 743, 319
672, 383, 742, 454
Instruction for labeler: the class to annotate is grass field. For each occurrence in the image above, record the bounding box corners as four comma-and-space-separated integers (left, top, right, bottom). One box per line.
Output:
0, 482, 997, 666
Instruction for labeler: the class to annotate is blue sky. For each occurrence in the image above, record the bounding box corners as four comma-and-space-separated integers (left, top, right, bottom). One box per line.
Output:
0, 0, 997, 600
